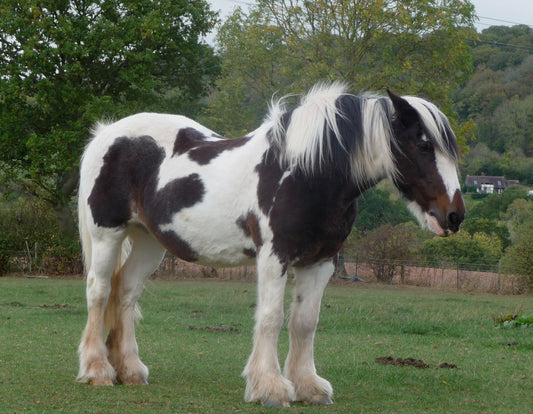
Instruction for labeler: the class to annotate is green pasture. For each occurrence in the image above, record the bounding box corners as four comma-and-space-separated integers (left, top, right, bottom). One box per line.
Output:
1, 278, 531, 413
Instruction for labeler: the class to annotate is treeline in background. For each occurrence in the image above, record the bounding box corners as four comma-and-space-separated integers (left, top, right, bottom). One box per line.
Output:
0, 1, 532, 291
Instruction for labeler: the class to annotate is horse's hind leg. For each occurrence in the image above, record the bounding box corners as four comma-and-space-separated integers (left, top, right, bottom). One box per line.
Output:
284, 261, 334, 404
78, 230, 125, 386
105, 226, 166, 385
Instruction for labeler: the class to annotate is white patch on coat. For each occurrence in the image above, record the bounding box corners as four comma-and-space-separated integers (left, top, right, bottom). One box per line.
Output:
406, 200, 446, 236
156, 134, 270, 265
435, 150, 461, 202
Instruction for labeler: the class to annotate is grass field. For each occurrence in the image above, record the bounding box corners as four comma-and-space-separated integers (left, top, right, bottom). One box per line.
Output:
1, 277, 531, 413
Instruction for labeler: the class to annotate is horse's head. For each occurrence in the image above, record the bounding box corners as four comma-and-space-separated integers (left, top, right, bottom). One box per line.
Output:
387, 90, 465, 237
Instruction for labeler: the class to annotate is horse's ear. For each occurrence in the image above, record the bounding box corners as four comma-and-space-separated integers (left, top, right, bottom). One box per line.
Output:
386, 89, 419, 129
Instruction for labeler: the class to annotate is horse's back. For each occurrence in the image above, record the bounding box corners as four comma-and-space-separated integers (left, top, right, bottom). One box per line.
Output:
89, 113, 216, 151
80, 112, 219, 198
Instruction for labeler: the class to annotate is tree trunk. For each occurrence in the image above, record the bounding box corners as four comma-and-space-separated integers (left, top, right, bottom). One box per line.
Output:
53, 168, 79, 237
54, 202, 77, 237
333, 246, 348, 279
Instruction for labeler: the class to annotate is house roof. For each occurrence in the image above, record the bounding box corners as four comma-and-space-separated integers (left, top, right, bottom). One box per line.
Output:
465, 175, 519, 187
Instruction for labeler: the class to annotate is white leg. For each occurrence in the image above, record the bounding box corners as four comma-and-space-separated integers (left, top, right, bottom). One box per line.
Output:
106, 227, 166, 385
242, 244, 295, 407
284, 260, 334, 404
78, 230, 125, 385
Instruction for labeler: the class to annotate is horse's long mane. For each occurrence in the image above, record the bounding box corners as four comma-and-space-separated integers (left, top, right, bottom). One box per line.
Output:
266, 83, 458, 185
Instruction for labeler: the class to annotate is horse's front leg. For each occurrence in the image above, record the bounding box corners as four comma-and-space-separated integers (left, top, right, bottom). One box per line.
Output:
243, 245, 294, 407
284, 260, 334, 405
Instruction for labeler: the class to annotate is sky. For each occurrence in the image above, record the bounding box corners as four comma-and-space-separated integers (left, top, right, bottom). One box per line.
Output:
206, 0, 533, 43
471, 0, 533, 31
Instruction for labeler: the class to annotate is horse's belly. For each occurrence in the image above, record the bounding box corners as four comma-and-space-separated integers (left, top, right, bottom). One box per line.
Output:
155, 210, 257, 266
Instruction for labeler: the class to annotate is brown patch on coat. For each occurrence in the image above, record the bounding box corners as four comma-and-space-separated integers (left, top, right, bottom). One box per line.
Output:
157, 231, 199, 262
255, 150, 285, 215
243, 248, 257, 258
172, 128, 208, 156
140, 173, 205, 262
88, 136, 165, 228
189, 137, 249, 165
236, 212, 263, 248
267, 171, 360, 267
87, 134, 205, 263
142, 173, 205, 224
173, 128, 249, 165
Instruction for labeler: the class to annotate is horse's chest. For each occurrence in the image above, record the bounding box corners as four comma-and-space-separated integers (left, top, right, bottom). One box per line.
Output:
264, 174, 358, 266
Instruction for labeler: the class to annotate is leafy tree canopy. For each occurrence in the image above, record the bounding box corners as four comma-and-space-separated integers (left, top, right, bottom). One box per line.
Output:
453, 25, 533, 176
0, 0, 219, 233
354, 185, 413, 232
501, 219, 533, 287
467, 185, 531, 220
203, 0, 476, 136
421, 230, 502, 268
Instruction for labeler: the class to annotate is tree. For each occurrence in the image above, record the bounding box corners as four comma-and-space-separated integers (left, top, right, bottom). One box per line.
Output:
452, 26, 533, 166
421, 230, 503, 269
258, 0, 475, 96
354, 185, 413, 232
200, 7, 291, 135
467, 185, 530, 221
0, 0, 218, 235
204, 0, 476, 137
501, 219, 533, 290
349, 222, 420, 283
461, 144, 533, 186
461, 217, 511, 249
493, 96, 533, 156
503, 198, 533, 244
473, 25, 533, 72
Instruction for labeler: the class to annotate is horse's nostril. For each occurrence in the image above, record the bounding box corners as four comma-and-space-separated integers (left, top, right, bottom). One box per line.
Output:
448, 211, 462, 232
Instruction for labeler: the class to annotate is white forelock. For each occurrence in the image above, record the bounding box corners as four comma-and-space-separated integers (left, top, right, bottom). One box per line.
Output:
402, 96, 458, 162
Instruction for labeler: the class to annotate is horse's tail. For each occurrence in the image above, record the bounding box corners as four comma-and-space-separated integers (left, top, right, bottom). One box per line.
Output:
78, 188, 93, 277
78, 186, 139, 331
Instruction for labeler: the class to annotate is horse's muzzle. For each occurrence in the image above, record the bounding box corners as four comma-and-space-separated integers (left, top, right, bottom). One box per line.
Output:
429, 189, 465, 237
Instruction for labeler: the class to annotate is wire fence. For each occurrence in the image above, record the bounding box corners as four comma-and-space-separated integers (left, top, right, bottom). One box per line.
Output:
150, 253, 529, 295
340, 257, 527, 295
2, 249, 530, 295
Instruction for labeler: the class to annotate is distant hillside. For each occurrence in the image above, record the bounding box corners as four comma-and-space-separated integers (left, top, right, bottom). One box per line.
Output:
453, 25, 533, 185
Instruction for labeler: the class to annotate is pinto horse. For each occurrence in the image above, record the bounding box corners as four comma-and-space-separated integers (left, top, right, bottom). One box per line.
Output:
77, 83, 465, 406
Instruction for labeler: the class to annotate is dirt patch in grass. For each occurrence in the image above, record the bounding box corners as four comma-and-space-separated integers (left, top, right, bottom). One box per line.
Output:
39, 303, 73, 309
188, 323, 242, 333
376, 356, 458, 369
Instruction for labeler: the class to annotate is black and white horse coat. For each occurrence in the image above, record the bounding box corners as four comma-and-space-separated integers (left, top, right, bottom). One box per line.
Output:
77, 83, 465, 406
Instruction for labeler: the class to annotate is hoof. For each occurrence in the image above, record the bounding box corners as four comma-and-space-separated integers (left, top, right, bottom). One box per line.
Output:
289, 374, 334, 405
262, 399, 291, 408
244, 373, 295, 408
118, 375, 149, 385
305, 394, 333, 405
89, 378, 114, 386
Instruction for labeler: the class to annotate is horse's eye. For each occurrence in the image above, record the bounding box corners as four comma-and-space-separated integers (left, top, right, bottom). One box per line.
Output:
417, 140, 433, 153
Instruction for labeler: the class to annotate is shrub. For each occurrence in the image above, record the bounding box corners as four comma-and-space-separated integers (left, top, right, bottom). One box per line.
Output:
352, 223, 420, 283
421, 230, 502, 270
501, 221, 533, 291
0, 197, 81, 275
